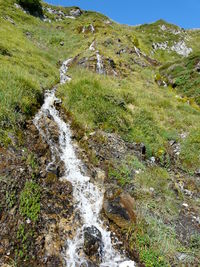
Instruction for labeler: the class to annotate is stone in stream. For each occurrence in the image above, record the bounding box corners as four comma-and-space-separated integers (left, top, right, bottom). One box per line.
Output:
83, 226, 103, 259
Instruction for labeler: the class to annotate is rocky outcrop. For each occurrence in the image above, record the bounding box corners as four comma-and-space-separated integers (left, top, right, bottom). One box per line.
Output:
171, 41, 192, 56
160, 24, 182, 35
43, 7, 82, 21
152, 40, 192, 57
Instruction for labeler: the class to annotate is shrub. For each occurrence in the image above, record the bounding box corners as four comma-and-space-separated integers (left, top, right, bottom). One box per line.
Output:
18, 0, 42, 15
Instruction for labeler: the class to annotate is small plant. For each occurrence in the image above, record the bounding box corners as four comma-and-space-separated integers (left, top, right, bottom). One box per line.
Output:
26, 153, 38, 171
19, 181, 41, 222
15, 223, 34, 261
6, 190, 16, 208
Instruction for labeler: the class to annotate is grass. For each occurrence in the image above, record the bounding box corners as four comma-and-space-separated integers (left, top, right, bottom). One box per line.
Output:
160, 52, 200, 105
58, 66, 200, 172
129, 166, 200, 266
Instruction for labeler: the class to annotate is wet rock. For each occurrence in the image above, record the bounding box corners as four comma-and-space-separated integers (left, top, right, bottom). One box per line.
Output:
81, 261, 98, 267
119, 261, 136, 267
45, 223, 62, 256
104, 187, 136, 228
54, 98, 62, 107
46, 255, 63, 267
83, 226, 103, 259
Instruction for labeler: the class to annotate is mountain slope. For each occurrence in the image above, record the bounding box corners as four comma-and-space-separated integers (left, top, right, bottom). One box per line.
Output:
0, 1, 200, 266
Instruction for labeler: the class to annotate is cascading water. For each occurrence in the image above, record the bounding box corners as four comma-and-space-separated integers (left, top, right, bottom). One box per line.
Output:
34, 59, 135, 267
96, 51, 105, 74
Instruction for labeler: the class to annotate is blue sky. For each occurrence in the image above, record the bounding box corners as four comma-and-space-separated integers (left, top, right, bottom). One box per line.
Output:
46, 0, 200, 29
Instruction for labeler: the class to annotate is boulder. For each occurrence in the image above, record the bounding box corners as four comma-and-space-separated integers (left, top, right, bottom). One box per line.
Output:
104, 187, 136, 228
83, 226, 103, 259
70, 8, 82, 17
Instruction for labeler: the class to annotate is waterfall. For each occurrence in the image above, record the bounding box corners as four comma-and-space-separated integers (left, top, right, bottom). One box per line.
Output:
96, 51, 105, 74
33, 59, 135, 267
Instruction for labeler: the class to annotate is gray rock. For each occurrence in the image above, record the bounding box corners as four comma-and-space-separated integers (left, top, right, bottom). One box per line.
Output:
70, 8, 82, 17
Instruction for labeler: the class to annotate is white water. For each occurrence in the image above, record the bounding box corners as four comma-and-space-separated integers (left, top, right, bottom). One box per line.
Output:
96, 51, 105, 74
34, 59, 135, 267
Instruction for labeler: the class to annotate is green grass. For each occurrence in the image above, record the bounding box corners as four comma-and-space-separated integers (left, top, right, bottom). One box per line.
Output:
58, 66, 200, 172
160, 52, 200, 106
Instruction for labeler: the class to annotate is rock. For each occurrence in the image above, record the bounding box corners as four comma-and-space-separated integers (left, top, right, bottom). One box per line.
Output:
140, 143, 146, 155
14, 3, 21, 9
3, 16, 15, 25
81, 261, 98, 267
60, 41, 64, 46
104, 188, 136, 228
46, 255, 63, 267
195, 61, 200, 72
25, 31, 31, 37
70, 8, 82, 17
47, 162, 60, 176
152, 41, 168, 51
171, 41, 192, 57
107, 58, 116, 69
195, 169, 200, 176
35, 137, 49, 156
119, 261, 136, 267
83, 226, 103, 259
45, 223, 63, 265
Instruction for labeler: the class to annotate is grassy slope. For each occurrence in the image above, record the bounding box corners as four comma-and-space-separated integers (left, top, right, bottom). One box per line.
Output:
1, 0, 200, 266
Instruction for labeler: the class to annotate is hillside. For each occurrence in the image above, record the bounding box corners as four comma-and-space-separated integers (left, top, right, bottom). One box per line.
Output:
0, 0, 200, 266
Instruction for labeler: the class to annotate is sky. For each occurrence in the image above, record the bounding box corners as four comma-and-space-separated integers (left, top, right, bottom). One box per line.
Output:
46, 0, 200, 29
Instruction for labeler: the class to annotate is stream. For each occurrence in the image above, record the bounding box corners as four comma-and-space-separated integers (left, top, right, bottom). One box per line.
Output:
33, 59, 135, 267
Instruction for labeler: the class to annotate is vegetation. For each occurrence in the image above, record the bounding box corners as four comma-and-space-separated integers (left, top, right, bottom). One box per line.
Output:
19, 181, 41, 221
160, 52, 200, 106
